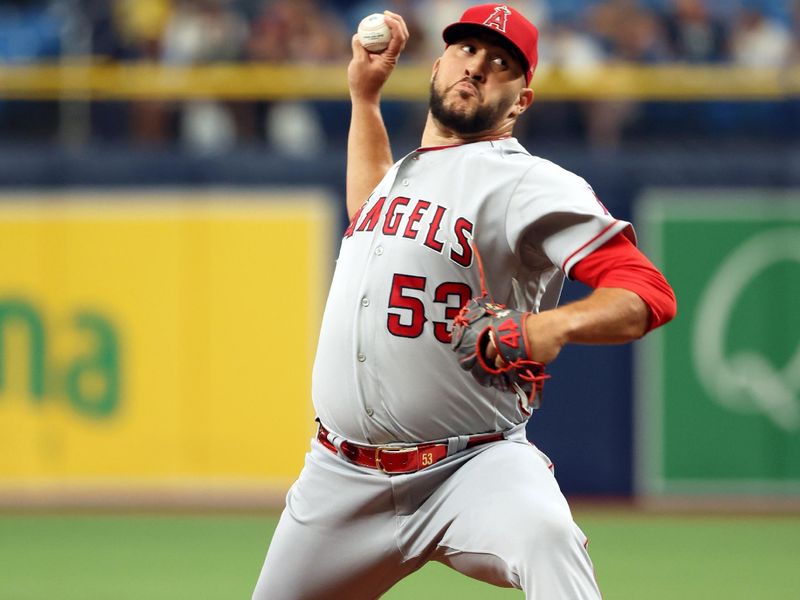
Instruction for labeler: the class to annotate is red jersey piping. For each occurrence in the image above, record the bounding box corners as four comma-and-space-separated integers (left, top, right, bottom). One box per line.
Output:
561, 221, 620, 274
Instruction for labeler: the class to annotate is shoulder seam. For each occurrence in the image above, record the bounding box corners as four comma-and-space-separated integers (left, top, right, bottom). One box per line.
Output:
502, 160, 543, 256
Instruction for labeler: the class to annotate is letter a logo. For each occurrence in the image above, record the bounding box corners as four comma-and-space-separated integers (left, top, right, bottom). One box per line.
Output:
497, 318, 521, 349
483, 5, 511, 33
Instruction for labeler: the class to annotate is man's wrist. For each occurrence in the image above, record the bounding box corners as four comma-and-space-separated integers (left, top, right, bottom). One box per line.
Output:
526, 309, 572, 351
350, 93, 382, 107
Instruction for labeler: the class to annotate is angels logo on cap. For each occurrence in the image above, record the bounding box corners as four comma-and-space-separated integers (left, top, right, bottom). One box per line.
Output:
442, 3, 539, 85
483, 5, 511, 32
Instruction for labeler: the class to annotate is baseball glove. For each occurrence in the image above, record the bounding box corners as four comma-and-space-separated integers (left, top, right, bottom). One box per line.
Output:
451, 296, 548, 413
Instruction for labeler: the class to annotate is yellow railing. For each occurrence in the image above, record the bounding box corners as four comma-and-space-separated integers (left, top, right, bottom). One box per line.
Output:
1, 62, 799, 101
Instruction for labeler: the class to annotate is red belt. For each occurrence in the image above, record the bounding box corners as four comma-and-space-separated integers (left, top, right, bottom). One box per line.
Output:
317, 423, 504, 474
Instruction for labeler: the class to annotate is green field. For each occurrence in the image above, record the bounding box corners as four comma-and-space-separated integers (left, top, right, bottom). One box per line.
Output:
1, 509, 798, 599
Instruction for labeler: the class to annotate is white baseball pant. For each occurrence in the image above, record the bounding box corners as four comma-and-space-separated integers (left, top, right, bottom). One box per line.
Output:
253, 428, 600, 599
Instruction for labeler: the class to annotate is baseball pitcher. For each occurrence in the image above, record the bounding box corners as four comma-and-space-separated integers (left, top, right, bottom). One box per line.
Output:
253, 4, 677, 598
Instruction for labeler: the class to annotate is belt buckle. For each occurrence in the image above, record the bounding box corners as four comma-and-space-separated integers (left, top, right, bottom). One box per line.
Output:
374, 445, 418, 473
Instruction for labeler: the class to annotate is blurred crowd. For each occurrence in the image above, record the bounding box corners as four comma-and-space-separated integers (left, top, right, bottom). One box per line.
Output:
1, 0, 798, 151
1, 0, 798, 66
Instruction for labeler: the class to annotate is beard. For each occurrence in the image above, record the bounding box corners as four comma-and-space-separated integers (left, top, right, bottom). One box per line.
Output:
428, 74, 516, 135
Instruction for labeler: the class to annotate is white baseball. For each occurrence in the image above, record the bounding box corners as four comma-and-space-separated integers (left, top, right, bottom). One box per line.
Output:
357, 13, 391, 53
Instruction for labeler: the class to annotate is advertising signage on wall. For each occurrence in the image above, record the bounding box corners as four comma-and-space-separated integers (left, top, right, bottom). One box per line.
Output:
636, 190, 800, 497
0, 191, 334, 501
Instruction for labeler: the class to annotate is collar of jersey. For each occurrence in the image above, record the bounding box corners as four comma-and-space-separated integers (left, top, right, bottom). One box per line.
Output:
415, 136, 514, 153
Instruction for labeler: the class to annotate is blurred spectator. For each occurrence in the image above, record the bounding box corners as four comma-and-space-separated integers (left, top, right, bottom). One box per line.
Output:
730, 6, 793, 67
247, 0, 349, 156
247, 0, 348, 62
590, 0, 671, 63
79, 0, 138, 60
0, 1, 64, 142
661, 0, 728, 62
547, 0, 600, 26
161, 0, 250, 154
77, 0, 174, 60
0, 0, 62, 64
112, 0, 173, 59
162, 0, 248, 64
92, 0, 175, 145
542, 20, 605, 70
582, 1, 670, 149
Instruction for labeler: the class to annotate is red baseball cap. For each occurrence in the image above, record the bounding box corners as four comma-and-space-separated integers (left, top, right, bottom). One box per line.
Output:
442, 4, 539, 85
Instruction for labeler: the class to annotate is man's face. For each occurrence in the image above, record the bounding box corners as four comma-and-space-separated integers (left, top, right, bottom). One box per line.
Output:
429, 34, 528, 135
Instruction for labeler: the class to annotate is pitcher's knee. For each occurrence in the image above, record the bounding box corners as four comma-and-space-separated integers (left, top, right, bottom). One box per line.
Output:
516, 506, 582, 558
510, 510, 599, 598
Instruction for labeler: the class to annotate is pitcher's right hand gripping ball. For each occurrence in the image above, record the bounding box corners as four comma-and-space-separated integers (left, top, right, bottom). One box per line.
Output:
451, 297, 549, 413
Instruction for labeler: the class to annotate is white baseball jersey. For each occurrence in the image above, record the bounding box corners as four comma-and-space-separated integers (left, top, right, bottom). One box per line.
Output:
256, 137, 607, 599
312, 137, 633, 444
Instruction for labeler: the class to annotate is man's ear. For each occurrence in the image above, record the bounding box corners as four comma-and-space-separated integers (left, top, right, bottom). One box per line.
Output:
431, 57, 441, 81
512, 88, 535, 116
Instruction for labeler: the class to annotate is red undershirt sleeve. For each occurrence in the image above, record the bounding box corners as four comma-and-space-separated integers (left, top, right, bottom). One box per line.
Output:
570, 233, 677, 331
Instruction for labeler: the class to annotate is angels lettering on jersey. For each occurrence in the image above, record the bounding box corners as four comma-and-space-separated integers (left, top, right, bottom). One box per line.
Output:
344, 194, 475, 268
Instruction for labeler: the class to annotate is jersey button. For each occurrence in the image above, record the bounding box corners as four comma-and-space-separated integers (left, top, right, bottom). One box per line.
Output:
375, 246, 384, 256
357, 353, 366, 362
402, 178, 409, 186
365, 407, 374, 417
361, 297, 370, 307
